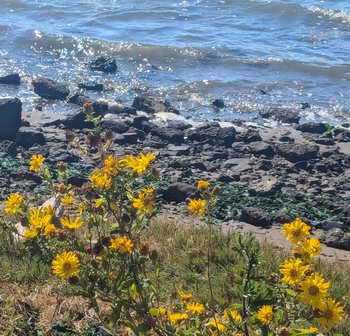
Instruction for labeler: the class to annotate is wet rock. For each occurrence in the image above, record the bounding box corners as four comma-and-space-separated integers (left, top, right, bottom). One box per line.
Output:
212, 99, 225, 108
260, 108, 300, 124
300, 102, 311, 110
89, 57, 117, 73
186, 124, 236, 146
15, 127, 45, 148
132, 96, 179, 114
0, 98, 22, 140
276, 143, 319, 162
67, 93, 92, 106
78, 82, 104, 92
0, 73, 21, 85
162, 183, 197, 203
249, 141, 275, 157
320, 228, 350, 250
114, 132, 139, 145
150, 127, 184, 144
248, 176, 281, 196
108, 102, 136, 115
240, 207, 272, 228
63, 112, 94, 129
240, 129, 262, 143
335, 129, 350, 142
297, 122, 328, 134
32, 78, 70, 100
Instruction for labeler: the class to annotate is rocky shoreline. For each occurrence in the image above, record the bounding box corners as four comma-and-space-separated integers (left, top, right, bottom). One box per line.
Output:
1, 63, 350, 254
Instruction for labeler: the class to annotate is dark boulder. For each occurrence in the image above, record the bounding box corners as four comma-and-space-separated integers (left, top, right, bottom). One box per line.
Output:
276, 143, 319, 162
151, 127, 184, 144
101, 120, 130, 134
320, 228, 350, 250
212, 99, 225, 109
67, 93, 92, 106
114, 132, 139, 145
132, 96, 179, 114
89, 57, 117, 73
78, 82, 104, 92
0, 98, 22, 140
186, 124, 236, 146
63, 112, 94, 129
249, 141, 275, 157
260, 108, 300, 124
297, 122, 328, 134
0, 73, 21, 85
162, 183, 197, 203
32, 78, 70, 100
15, 127, 46, 148
240, 207, 272, 228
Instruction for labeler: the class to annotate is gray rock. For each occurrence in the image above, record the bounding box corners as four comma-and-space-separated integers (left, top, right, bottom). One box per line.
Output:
132, 96, 179, 114
78, 82, 104, 91
276, 143, 319, 162
114, 132, 139, 145
15, 127, 46, 148
260, 107, 300, 124
240, 207, 272, 228
248, 176, 281, 196
89, 57, 117, 73
249, 141, 275, 157
151, 127, 184, 144
320, 228, 350, 250
0, 73, 21, 85
222, 158, 251, 173
162, 183, 197, 203
297, 122, 328, 134
32, 78, 70, 100
0, 98, 22, 140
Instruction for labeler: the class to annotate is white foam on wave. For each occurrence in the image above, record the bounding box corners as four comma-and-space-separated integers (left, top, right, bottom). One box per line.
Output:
305, 5, 350, 25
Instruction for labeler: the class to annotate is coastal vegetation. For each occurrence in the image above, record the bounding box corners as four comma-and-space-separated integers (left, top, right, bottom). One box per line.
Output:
0, 114, 349, 336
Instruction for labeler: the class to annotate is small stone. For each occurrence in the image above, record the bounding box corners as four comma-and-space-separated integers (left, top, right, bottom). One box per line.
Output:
89, 57, 118, 73
32, 77, 70, 100
78, 82, 104, 91
240, 207, 272, 228
0, 73, 21, 85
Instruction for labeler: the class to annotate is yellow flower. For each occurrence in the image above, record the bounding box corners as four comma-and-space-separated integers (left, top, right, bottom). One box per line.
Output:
187, 199, 207, 216
43, 223, 58, 236
282, 218, 311, 245
90, 169, 112, 190
24, 227, 38, 239
123, 152, 156, 175
151, 307, 167, 316
109, 236, 133, 254
297, 327, 318, 334
315, 298, 344, 329
52, 251, 80, 280
279, 258, 310, 286
197, 180, 209, 190
77, 202, 87, 215
60, 194, 75, 207
257, 305, 273, 325
28, 206, 53, 229
207, 318, 226, 331
4, 193, 24, 214
178, 290, 193, 300
103, 155, 121, 176
224, 309, 242, 322
294, 238, 321, 260
60, 216, 84, 229
186, 302, 205, 315
94, 198, 105, 209
29, 154, 45, 172
298, 273, 330, 308
168, 313, 188, 324
132, 188, 156, 214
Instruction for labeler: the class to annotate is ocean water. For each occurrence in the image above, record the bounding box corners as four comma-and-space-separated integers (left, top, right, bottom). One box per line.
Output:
0, 0, 350, 124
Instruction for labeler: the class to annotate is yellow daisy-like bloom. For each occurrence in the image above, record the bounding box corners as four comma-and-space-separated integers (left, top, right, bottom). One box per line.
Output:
298, 273, 330, 308
24, 227, 38, 240
109, 236, 133, 254
89, 169, 112, 190
60, 194, 75, 207
43, 223, 58, 236
257, 305, 273, 325
207, 318, 226, 331
103, 155, 121, 176
29, 154, 45, 172
187, 199, 207, 216
297, 327, 318, 334
315, 298, 344, 329
28, 206, 53, 229
132, 188, 156, 214
152, 307, 167, 316
52, 251, 80, 280
94, 198, 105, 209
197, 180, 209, 190
60, 216, 84, 229
279, 258, 310, 286
294, 238, 321, 261
224, 309, 242, 322
186, 302, 205, 315
4, 193, 24, 214
168, 313, 188, 324
282, 218, 311, 245
123, 152, 156, 176
178, 290, 193, 300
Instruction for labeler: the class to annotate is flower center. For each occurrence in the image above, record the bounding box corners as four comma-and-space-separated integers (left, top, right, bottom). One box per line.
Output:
290, 269, 298, 278
292, 230, 301, 238
308, 285, 319, 296
323, 309, 333, 320
62, 261, 72, 273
